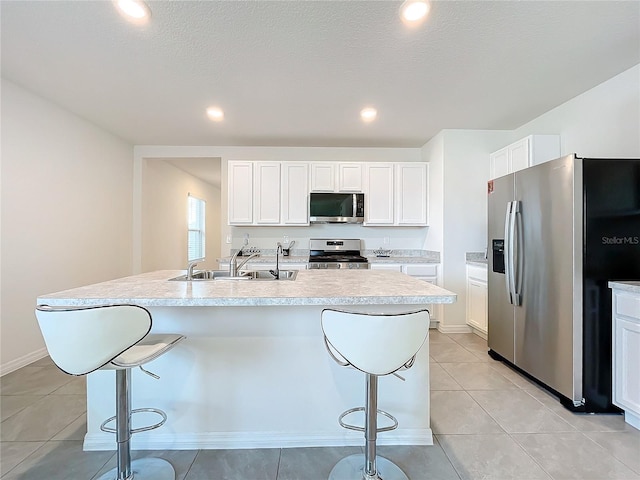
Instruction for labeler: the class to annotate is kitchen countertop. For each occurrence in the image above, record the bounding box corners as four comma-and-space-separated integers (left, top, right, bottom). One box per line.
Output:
367, 256, 439, 264
218, 255, 310, 264
219, 250, 441, 265
466, 251, 488, 267
37, 269, 457, 307
608, 281, 640, 294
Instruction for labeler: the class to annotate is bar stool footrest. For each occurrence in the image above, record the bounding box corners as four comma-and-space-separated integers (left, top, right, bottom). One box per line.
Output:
100, 407, 168, 434
338, 407, 399, 433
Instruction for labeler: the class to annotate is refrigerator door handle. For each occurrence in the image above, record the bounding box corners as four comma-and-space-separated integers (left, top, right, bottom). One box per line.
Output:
512, 200, 522, 306
504, 201, 514, 304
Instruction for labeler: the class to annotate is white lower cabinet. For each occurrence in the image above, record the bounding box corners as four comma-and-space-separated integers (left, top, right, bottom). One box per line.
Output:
611, 287, 640, 429
466, 265, 488, 336
403, 264, 438, 323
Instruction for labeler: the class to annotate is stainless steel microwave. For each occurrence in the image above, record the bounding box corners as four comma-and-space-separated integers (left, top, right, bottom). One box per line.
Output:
309, 193, 364, 224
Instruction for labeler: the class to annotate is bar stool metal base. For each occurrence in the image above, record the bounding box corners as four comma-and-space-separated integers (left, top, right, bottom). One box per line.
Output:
328, 454, 408, 480
97, 458, 175, 480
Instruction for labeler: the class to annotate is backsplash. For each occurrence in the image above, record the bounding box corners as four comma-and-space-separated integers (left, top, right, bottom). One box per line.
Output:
226, 224, 431, 256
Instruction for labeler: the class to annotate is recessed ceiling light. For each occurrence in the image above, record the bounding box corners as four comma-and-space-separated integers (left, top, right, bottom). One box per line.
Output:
206, 107, 224, 122
114, 0, 151, 23
400, 1, 430, 24
360, 107, 377, 122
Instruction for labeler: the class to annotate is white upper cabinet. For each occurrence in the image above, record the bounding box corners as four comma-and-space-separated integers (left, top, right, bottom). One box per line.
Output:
490, 135, 560, 179
337, 163, 363, 192
228, 161, 308, 226
364, 162, 428, 226
281, 162, 309, 225
310, 162, 363, 192
310, 163, 336, 192
490, 148, 510, 179
395, 163, 428, 226
254, 162, 281, 224
229, 160, 428, 228
228, 161, 253, 224
364, 163, 394, 225
509, 137, 530, 173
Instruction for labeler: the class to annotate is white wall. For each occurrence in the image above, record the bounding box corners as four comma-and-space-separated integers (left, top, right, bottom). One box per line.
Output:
422, 64, 640, 333
142, 159, 221, 272
514, 64, 640, 158
421, 133, 444, 254
422, 130, 512, 332
133, 146, 426, 269
0, 79, 134, 374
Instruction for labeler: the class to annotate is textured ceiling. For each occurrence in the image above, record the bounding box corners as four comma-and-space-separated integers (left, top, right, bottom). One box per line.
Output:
2, 1, 639, 148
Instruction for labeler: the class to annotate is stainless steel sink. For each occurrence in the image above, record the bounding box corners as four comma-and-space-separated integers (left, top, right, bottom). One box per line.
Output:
169, 270, 297, 281
245, 270, 298, 280
169, 270, 249, 281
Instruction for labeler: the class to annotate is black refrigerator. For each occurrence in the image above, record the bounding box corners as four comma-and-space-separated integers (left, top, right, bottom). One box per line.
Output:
487, 154, 640, 412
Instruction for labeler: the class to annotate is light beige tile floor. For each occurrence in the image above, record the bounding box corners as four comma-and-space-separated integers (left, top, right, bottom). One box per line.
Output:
2, 331, 639, 479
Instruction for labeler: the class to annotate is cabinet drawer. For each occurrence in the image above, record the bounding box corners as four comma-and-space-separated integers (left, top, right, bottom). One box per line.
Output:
403, 264, 437, 276
616, 292, 640, 320
370, 264, 403, 272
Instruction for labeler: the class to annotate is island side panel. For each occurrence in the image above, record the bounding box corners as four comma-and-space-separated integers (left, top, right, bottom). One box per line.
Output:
83, 304, 432, 450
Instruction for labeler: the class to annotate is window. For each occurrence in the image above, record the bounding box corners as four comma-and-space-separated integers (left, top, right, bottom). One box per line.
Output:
188, 194, 206, 261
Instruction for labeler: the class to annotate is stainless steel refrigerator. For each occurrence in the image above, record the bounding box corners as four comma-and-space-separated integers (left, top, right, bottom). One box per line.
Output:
487, 154, 640, 412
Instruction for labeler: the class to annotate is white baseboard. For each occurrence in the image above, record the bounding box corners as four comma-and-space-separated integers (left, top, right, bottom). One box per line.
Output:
468, 325, 488, 340
624, 411, 640, 430
437, 324, 472, 334
0, 347, 48, 377
83, 429, 434, 451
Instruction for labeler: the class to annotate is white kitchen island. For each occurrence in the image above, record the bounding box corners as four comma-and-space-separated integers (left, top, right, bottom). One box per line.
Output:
37, 269, 456, 451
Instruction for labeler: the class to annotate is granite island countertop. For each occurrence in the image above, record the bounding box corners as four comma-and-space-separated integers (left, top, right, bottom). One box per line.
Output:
608, 281, 640, 294
37, 269, 457, 307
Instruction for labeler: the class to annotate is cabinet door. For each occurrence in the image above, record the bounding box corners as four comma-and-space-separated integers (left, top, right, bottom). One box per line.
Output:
614, 316, 640, 415
395, 163, 428, 225
490, 147, 510, 179
338, 163, 363, 192
509, 137, 530, 173
467, 278, 488, 333
414, 276, 438, 321
281, 162, 309, 225
228, 161, 253, 225
466, 265, 488, 333
364, 163, 394, 225
254, 162, 281, 224
310, 163, 335, 192
402, 264, 439, 321
529, 135, 561, 166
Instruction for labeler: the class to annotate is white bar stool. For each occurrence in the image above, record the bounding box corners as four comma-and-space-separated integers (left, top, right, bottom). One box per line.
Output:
35, 304, 185, 480
321, 308, 430, 480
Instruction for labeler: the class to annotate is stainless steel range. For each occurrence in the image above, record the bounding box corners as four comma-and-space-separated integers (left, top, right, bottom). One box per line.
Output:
308, 238, 369, 269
